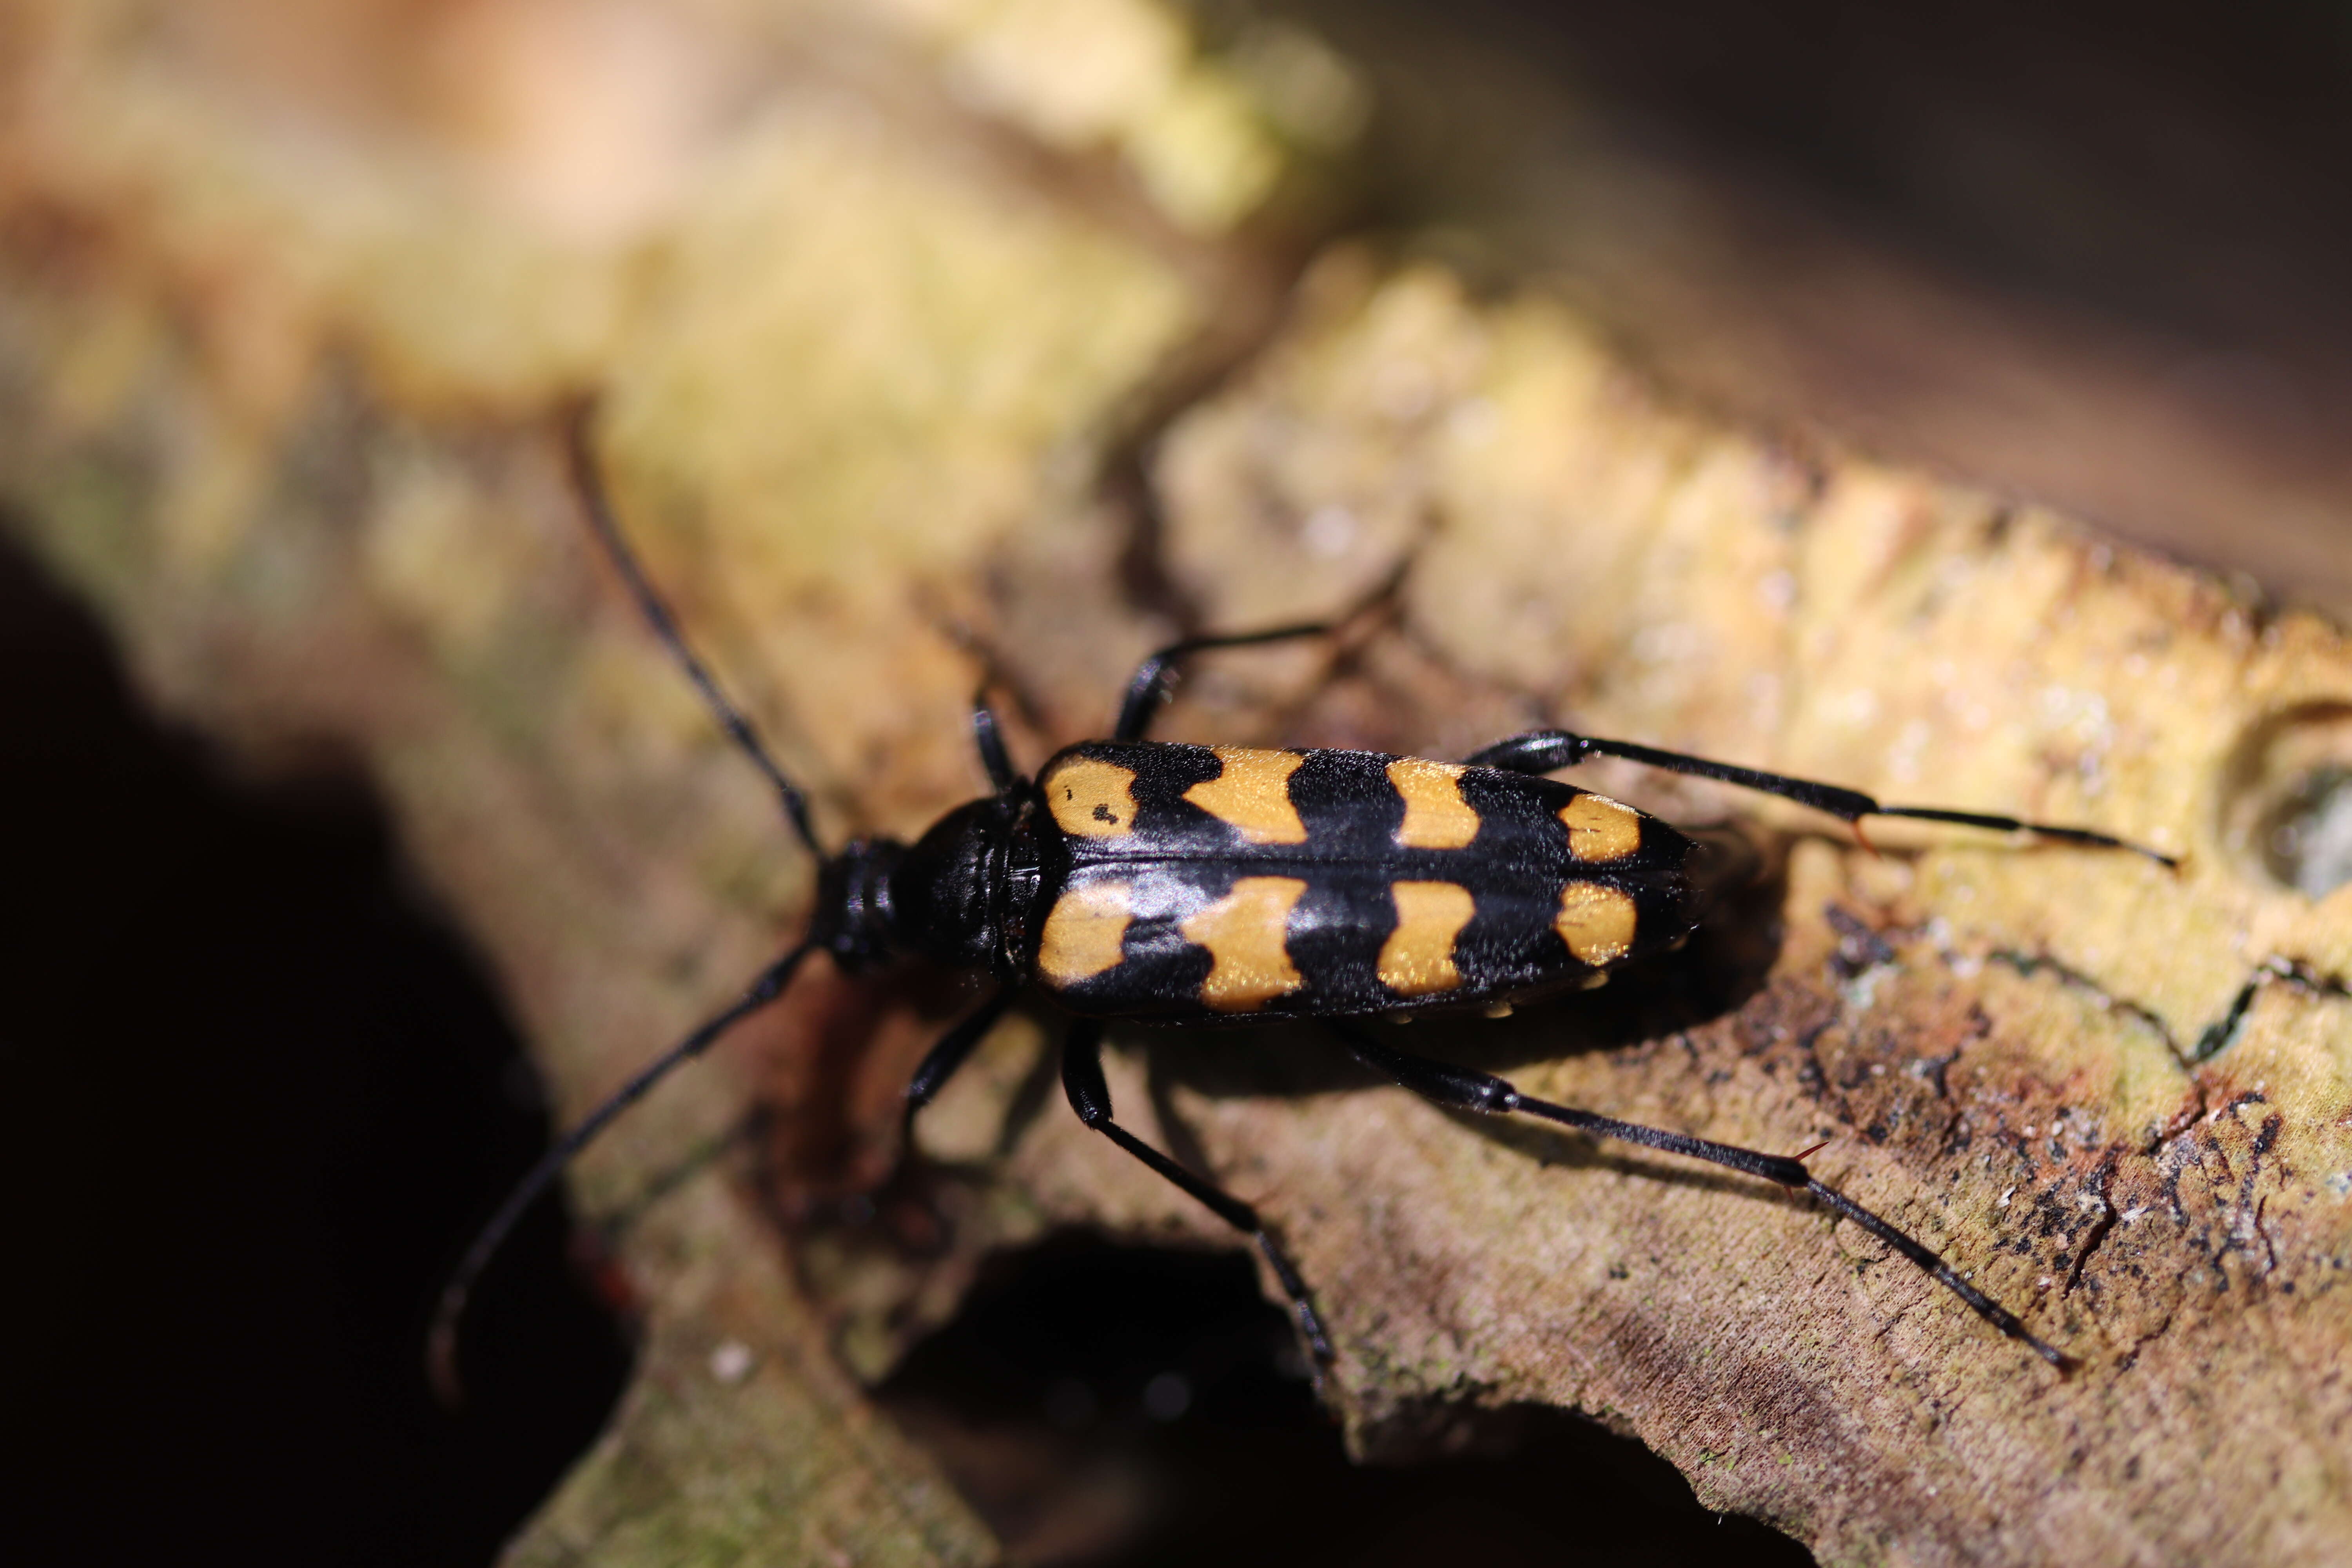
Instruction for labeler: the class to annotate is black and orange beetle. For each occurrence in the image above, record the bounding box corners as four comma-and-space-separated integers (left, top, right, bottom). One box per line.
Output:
429, 410, 2177, 1395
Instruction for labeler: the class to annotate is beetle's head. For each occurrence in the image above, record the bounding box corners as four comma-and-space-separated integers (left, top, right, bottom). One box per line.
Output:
806, 836, 907, 973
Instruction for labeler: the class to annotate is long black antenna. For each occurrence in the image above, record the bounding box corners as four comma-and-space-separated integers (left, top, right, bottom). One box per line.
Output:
430, 408, 842, 1403
564, 403, 822, 856
428, 939, 818, 1405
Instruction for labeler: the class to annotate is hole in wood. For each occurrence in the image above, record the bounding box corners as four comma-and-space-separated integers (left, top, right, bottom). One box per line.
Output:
2219, 702, 2352, 897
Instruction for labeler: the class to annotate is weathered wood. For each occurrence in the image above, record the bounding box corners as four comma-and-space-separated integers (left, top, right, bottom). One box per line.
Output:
2, 3, 2347, 1564
1117, 261, 2352, 1563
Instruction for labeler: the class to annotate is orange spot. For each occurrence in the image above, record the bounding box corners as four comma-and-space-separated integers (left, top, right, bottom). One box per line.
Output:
1387, 759, 1480, 849
1044, 756, 1139, 839
1184, 749, 1308, 845
1181, 876, 1308, 1010
1377, 881, 1477, 996
1037, 881, 1132, 986
1555, 882, 1637, 965
1559, 793, 1642, 862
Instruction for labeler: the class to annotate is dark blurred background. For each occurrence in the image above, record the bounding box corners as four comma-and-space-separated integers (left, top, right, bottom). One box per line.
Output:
8, 2, 2352, 1564
1294, 0, 2352, 617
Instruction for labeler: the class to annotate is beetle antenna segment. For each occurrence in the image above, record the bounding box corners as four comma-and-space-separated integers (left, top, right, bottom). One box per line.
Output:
564, 405, 822, 856
427, 938, 819, 1407
1332, 1025, 2069, 1368
1463, 729, 2178, 869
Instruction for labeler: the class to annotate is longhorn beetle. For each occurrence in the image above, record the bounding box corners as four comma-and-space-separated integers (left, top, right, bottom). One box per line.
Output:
428, 408, 2178, 1398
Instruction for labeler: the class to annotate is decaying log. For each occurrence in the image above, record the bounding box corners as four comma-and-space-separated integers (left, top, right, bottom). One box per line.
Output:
3, 3, 2347, 1564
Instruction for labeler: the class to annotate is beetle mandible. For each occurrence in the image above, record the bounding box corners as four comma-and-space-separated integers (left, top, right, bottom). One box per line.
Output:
429, 407, 2178, 1396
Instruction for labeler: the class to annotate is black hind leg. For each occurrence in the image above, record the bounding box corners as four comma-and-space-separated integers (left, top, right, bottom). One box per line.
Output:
1061, 1020, 1332, 1363
1328, 1022, 2067, 1367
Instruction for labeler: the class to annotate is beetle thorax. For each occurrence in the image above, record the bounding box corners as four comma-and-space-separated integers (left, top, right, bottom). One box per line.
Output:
873, 794, 1034, 975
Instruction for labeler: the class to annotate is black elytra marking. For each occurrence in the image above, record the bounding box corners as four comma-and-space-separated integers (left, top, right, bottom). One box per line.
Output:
433, 425, 2186, 1397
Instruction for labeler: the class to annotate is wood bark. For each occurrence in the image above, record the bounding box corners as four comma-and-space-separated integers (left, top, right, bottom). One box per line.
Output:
2, 3, 2347, 1564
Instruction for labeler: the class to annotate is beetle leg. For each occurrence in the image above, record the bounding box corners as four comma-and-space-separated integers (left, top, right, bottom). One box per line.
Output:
1329, 1023, 2069, 1368
1062, 1020, 1334, 1364
968, 694, 1018, 793
1463, 728, 2175, 866
902, 984, 1020, 1131
1114, 624, 1332, 741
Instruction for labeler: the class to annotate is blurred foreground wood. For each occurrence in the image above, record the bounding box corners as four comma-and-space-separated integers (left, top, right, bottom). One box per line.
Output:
3, 3, 2348, 1564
